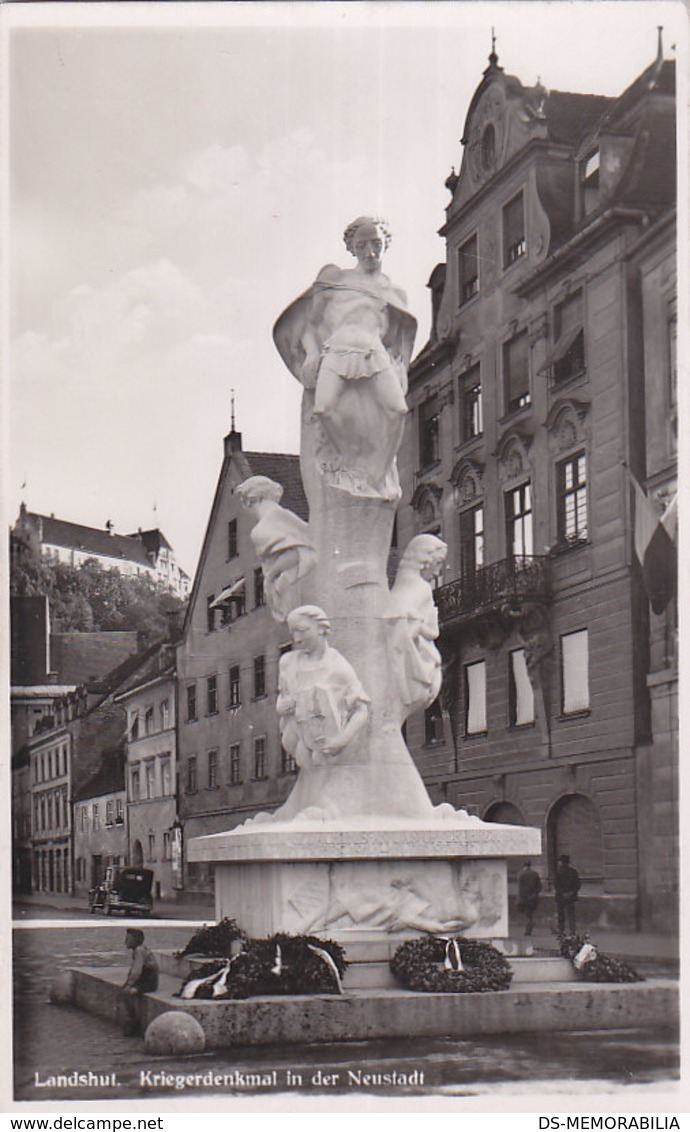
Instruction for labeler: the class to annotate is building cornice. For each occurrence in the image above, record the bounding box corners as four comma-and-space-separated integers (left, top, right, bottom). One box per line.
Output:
515, 206, 649, 297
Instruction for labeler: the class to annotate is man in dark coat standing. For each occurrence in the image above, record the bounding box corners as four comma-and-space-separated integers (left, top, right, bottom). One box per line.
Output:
517, 861, 542, 940
555, 854, 581, 936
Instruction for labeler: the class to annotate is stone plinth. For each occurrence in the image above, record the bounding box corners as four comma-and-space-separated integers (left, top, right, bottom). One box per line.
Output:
189, 817, 540, 942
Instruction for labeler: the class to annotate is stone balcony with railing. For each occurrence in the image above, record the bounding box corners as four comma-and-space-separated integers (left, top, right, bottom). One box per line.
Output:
436, 555, 551, 633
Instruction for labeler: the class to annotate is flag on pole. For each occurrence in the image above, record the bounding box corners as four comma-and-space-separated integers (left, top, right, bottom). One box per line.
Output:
630, 473, 677, 614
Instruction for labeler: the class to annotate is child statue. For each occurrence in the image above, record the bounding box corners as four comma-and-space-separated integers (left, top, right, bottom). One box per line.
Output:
384, 533, 448, 715
276, 605, 370, 768
235, 476, 316, 622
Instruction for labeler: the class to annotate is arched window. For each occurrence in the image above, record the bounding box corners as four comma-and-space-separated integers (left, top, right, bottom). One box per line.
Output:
547, 793, 603, 885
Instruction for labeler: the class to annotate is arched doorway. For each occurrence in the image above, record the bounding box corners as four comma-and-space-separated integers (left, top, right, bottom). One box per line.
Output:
547, 793, 603, 886
132, 839, 144, 868
484, 801, 527, 883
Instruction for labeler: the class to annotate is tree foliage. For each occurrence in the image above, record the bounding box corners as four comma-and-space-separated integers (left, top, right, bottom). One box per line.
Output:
10, 553, 187, 636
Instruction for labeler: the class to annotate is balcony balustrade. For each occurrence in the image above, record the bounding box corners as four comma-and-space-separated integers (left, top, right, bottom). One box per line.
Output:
436, 555, 550, 626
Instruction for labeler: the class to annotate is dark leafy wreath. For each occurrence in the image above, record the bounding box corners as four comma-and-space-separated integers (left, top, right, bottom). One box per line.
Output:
559, 934, 644, 983
174, 917, 246, 959
177, 932, 347, 999
390, 936, 512, 993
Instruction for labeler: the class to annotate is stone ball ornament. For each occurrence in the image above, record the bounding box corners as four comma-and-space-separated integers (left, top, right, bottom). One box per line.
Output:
49, 970, 75, 1005
144, 1010, 206, 1055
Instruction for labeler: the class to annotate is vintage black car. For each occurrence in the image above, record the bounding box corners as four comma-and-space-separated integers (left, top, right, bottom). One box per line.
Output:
88, 865, 154, 916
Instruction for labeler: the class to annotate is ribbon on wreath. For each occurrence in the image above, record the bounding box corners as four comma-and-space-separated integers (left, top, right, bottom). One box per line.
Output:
441, 936, 464, 972
307, 944, 344, 994
180, 953, 241, 1000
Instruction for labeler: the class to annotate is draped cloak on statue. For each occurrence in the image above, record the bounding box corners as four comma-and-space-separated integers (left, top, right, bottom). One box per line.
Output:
273, 269, 417, 501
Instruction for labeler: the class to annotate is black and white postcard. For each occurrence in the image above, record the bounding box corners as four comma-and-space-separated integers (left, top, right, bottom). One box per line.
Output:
2, 0, 686, 1120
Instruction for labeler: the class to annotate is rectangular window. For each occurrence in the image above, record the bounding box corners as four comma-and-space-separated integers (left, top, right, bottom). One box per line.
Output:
228, 518, 238, 560
160, 757, 172, 796
162, 831, 171, 861
503, 331, 530, 412
460, 366, 483, 441
506, 482, 533, 558
207, 595, 216, 633
145, 761, 155, 800
228, 665, 241, 708
503, 191, 526, 266
582, 150, 600, 214
148, 833, 156, 861
509, 649, 535, 726
106, 800, 114, 826
561, 629, 590, 714
254, 567, 265, 608
254, 655, 266, 699
186, 756, 197, 793
458, 234, 479, 304
254, 737, 267, 780
186, 684, 197, 722
207, 675, 218, 715
80, 806, 87, 833
220, 578, 246, 625
129, 711, 139, 741
557, 452, 588, 544
160, 699, 170, 730
465, 660, 487, 735
550, 290, 585, 385
229, 743, 242, 785
424, 701, 444, 744
131, 768, 140, 803
459, 505, 484, 577
92, 803, 100, 832
208, 749, 218, 789
144, 706, 154, 735
419, 397, 440, 469
281, 745, 297, 775
116, 798, 124, 824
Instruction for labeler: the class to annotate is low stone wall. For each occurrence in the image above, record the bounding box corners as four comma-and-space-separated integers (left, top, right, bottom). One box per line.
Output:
68, 964, 678, 1051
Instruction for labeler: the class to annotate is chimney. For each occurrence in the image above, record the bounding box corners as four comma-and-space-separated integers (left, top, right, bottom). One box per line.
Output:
224, 429, 242, 458
105, 520, 114, 536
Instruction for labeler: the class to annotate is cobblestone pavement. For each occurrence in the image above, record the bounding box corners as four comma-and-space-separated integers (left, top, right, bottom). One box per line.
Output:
13, 923, 680, 1104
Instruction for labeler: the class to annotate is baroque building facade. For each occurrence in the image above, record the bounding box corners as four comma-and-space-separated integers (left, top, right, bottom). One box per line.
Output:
398, 44, 677, 929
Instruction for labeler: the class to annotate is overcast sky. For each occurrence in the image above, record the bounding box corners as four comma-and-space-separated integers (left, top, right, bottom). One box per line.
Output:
5, 0, 685, 576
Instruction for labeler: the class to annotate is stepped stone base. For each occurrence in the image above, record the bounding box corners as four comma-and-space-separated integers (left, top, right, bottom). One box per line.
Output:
189, 819, 540, 938
67, 964, 678, 1050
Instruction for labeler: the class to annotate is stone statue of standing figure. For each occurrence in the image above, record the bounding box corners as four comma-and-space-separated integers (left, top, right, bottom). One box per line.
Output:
273, 216, 417, 500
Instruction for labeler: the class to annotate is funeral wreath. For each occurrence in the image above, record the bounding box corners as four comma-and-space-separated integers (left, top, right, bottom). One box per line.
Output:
177, 931, 347, 999
559, 934, 644, 983
390, 935, 513, 993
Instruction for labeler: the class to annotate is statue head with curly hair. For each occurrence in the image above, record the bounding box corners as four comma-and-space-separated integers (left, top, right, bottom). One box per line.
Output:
343, 216, 392, 257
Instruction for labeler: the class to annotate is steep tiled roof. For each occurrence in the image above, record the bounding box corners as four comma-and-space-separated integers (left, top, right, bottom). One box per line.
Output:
29, 512, 153, 568
243, 452, 308, 520
127, 528, 173, 554
84, 638, 165, 702
545, 91, 616, 145
74, 749, 125, 801
50, 632, 139, 685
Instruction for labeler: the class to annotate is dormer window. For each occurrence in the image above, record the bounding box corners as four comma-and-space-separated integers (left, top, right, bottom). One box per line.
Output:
458, 235, 479, 305
503, 192, 526, 267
